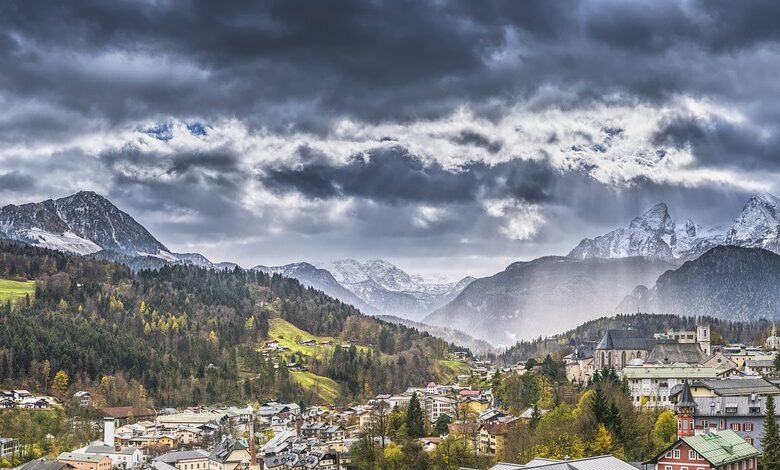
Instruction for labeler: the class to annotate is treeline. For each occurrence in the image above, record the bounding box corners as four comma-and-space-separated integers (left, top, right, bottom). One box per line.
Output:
499, 313, 777, 364
0, 241, 458, 407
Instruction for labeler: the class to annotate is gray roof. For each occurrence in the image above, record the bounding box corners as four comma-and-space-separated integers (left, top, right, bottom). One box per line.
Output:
83, 445, 140, 456
745, 360, 775, 367
678, 381, 696, 408
490, 455, 637, 469
692, 395, 780, 417
156, 449, 209, 464
17, 460, 74, 470
647, 342, 707, 365
692, 378, 780, 396
596, 330, 655, 351
208, 438, 247, 463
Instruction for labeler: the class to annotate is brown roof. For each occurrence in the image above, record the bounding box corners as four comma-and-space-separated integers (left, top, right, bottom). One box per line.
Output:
102, 406, 155, 419
481, 422, 509, 436
448, 422, 479, 435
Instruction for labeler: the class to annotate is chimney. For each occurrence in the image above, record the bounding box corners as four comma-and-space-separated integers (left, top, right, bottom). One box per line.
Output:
103, 417, 115, 447
296, 416, 302, 438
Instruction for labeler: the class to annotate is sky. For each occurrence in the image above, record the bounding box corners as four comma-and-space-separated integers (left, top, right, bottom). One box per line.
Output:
1, 1, 780, 279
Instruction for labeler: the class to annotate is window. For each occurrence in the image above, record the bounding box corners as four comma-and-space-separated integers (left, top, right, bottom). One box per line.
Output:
731, 423, 741, 431
746, 436, 754, 445
674, 449, 680, 459
744, 423, 753, 432
689, 450, 697, 459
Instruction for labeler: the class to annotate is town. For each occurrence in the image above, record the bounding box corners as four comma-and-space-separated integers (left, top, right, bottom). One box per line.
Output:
4, 322, 780, 470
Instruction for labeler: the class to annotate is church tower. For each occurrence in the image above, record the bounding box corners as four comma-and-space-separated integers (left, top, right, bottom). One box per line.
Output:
696, 325, 711, 355
676, 381, 697, 438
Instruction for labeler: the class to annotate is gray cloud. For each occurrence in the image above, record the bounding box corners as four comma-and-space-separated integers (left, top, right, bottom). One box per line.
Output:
1, 1, 780, 276
261, 146, 555, 204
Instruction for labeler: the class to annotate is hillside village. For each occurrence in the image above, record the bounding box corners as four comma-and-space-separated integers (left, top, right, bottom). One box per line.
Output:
5, 320, 780, 469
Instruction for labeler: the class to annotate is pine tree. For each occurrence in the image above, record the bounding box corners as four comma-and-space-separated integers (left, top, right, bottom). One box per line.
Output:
590, 386, 608, 424
407, 392, 425, 438
761, 394, 780, 469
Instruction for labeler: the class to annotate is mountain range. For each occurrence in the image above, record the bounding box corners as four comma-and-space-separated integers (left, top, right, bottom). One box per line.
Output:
427, 192, 780, 345
256, 259, 474, 322
6, 190, 780, 348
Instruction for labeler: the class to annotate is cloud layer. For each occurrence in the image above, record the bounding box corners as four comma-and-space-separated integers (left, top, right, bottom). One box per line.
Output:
1, 0, 779, 276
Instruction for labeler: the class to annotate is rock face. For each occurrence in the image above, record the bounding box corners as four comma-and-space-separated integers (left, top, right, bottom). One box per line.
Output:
569, 203, 722, 261
724, 193, 780, 253
424, 256, 675, 345
0, 191, 173, 259
620, 245, 780, 322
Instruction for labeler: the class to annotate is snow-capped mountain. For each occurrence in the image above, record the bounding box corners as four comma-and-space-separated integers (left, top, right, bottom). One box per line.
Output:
568, 202, 723, 261
320, 259, 475, 321
724, 192, 780, 253
0, 191, 176, 259
0, 191, 238, 270
253, 262, 380, 315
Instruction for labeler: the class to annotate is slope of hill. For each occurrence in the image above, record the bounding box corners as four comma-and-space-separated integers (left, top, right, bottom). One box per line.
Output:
0, 241, 461, 407
620, 245, 780, 322
425, 256, 675, 345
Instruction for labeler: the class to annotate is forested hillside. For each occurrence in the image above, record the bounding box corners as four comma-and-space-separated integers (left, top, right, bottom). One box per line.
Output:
498, 313, 775, 365
0, 241, 458, 407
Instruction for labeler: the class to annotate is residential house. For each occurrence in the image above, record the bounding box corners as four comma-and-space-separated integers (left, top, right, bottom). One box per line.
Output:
79, 445, 144, 469
426, 396, 456, 423
646, 430, 760, 470
207, 438, 255, 470
594, 330, 656, 370
154, 450, 209, 470
56, 453, 112, 470
564, 348, 594, 383
701, 351, 738, 370
173, 427, 203, 446
73, 391, 92, 407
0, 437, 18, 458
478, 420, 515, 457
622, 365, 733, 409
671, 377, 780, 450
744, 359, 776, 376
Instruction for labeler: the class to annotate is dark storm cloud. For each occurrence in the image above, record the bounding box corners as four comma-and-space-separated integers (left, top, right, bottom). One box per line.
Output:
450, 130, 503, 154
2, 0, 780, 133
653, 116, 780, 171
0, 171, 35, 191
261, 146, 556, 204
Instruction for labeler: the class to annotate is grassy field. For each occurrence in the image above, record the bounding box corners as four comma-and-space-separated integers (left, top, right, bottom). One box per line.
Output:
0, 279, 35, 303
291, 371, 340, 403
267, 317, 371, 358
436, 359, 471, 383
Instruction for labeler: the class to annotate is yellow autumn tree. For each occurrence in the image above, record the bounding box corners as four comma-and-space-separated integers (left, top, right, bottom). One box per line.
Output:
208, 331, 218, 344
52, 370, 69, 398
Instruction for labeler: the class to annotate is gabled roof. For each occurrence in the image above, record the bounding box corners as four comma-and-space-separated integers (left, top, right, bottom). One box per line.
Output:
647, 342, 707, 365
208, 438, 247, 463
596, 330, 655, 351
682, 430, 760, 466
156, 449, 209, 464
17, 460, 75, 470
646, 430, 760, 466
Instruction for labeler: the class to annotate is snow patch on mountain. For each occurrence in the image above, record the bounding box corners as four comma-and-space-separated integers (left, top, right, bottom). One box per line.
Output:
569, 202, 724, 261
724, 192, 780, 253
20, 228, 103, 255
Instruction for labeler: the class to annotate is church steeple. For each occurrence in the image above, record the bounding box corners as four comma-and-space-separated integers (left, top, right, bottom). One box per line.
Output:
676, 380, 696, 438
